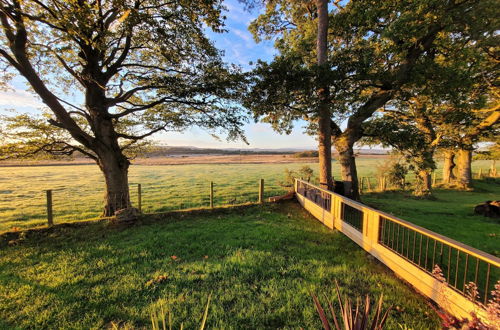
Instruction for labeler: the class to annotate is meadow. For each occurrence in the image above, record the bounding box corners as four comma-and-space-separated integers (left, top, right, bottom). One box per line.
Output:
0, 202, 440, 329
1, 158, 388, 231
0, 157, 495, 233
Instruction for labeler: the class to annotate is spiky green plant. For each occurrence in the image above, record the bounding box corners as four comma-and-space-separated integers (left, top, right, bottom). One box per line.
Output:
150, 293, 211, 330
311, 281, 392, 330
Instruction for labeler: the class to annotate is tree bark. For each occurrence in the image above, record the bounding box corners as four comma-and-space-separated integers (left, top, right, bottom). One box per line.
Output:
456, 148, 473, 189
442, 150, 456, 184
88, 85, 132, 216
316, 0, 333, 190
98, 150, 131, 216
416, 169, 432, 196
335, 138, 360, 200
411, 105, 438, 196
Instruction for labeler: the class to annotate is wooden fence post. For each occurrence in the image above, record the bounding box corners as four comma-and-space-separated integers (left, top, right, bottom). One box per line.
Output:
46, 190, 53, 226
360, 177, 365, 194
379, 176, 387, 192
367, 177, 372, 191
258, 178, 264, 204
137, 184, 142, 213
478, 168, 482, 179
432, 172, 436, 187
210, 181, 214, 209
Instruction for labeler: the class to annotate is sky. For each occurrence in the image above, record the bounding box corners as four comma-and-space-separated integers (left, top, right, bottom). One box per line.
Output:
0, 0, 318, 150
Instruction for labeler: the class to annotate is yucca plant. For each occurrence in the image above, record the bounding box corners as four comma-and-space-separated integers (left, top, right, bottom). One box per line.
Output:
311, 281, 392, 330
150, 293, 211, 330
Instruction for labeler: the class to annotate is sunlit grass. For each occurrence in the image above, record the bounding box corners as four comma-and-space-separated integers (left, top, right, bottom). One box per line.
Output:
362, 179, 500, 256
0, 202, 440, 329
0, 158, 494, 232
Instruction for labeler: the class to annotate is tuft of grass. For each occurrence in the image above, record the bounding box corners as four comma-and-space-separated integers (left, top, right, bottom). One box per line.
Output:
0, 202, 439, 329
150, 293, 211, 330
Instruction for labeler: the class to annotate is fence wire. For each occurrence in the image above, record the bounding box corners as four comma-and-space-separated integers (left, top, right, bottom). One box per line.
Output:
1, 179, 289, 230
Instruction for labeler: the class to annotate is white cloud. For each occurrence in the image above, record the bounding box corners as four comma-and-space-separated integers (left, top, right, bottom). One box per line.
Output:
0, 88, 44, 108
224, 1, 254, 26
232, 28, 252, 43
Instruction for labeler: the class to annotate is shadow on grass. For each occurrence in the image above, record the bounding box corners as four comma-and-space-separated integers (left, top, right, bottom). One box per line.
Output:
0, 202, 440, 329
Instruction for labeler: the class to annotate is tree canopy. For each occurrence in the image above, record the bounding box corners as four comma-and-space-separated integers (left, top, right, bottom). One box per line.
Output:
244, 0, 499, 198
0, 0, 247, 215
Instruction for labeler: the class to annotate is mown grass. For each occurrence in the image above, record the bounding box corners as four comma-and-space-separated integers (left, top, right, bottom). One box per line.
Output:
0, 202, 439, 329
0, 158, 494, 232
362, 179, 500, 256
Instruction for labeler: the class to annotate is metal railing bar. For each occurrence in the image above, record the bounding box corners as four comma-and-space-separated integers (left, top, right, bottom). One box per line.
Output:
484, 264, 491, 305
295, 179, 500, 266
463, 254, 469, 292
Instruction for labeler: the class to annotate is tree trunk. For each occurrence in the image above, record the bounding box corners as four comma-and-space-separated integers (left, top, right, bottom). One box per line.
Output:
88, 86, 132, 216
316, 0, 333, 190
415, 169, 432, 196
98, 151, 131, 216
442, 150, 456, 184
334, 137, 360, 200
456, 148, 473, 189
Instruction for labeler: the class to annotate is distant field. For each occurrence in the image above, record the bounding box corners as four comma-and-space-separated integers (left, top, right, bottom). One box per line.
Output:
0, 157, 495, 233
0, 153, 389, 167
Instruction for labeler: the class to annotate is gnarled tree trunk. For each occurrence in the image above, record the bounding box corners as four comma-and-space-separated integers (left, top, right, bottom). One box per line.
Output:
334, 136, 359, 200
442, 150, 456, 184
97, 151, 131, 216
415, 169, 432, 196
88, 86, 132, 216
456, 148, 473, 189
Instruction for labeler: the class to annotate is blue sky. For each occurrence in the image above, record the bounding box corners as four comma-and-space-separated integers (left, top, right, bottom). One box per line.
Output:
0, 0, 318, 150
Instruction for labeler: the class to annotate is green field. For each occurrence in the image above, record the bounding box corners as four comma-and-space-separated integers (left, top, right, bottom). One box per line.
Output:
0, 202, 440, 329
1, 158, 498, 257
2, 158, 385, 231
1, 159, 498, 328
0, 157, 495, 232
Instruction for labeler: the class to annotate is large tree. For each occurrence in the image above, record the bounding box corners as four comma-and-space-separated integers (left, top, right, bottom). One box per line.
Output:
364, 96, 443, 195
245, 0, 497, 199
364, 30, 498, 194
0, 0, 246, 215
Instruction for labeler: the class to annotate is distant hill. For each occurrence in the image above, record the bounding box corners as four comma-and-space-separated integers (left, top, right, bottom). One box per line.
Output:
144, 146, 388, 157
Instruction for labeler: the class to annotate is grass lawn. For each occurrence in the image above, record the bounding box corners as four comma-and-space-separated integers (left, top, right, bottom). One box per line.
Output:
0, 202, 440, 329
362, 179, 500, 256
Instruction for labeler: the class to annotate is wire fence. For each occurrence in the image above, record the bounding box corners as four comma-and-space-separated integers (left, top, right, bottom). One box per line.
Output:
358, 170, 499, 194
1, 165, 496, 232
0, 179, 289, 231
